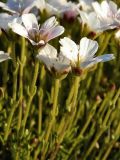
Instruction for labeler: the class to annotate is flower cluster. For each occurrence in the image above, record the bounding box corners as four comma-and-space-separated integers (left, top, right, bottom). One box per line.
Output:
10, 14, 64, 47
0, 0, 116, 75
37, 37, 114, 76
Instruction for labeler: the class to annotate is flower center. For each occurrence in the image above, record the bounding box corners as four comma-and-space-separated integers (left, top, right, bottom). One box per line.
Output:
28, 28, 41, 43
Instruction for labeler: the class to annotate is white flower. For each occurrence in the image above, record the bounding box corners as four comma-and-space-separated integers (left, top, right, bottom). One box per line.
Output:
0, 0, 36, 15
10, 13, 64, 47
79, 0, 95, 12
0, 51, 11, 62
35, 0, 80, 18
92, 0, 120, 30
36, 44, 70, 74
33, 0, 46, 13
60, 37, 114, 69
34, 0, 80, 22
0, 13, 21, 31
79, 11, 102, 33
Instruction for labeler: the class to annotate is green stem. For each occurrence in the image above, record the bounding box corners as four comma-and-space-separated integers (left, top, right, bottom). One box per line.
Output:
22, 59, 39, 134
67, 76, 80, 129
50, 144, 60, 160
97, 32, 112, 56
83, 130, 104, 160
17, 37, 26, 132
41, 78, 60, 160
3, 44, 12, 94
50, 77, 80, 160
45, 78, 60, 141
65, 81, 75, 109
72, 76, 80, 107
12, 42, 18, 101
19, 37, 25, 100
15, 152, 19, 160
102, 123, 120, 160
98, 89, 115, 118
57, 76, 80, 137
84, 106, 113, 159
91, 33, 112, 97
101, 90, 120, 160
4, 101, 19, 141
73, 96, 86, 126
38, 90, 43, 134
102, 144, 114, 160
50, 119, 68, 160
57, 76, 80, 141
38, 65, 46, 135
26, 151, 30, 160
66, 76, 80, 112
65, 102, 99, 160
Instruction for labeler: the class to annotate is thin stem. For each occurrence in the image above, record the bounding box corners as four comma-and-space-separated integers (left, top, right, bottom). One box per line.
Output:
22, 59, 39, 134
12, 42, 18, 101
102, 123, 120, 160
67, 76, 80, 130
72, 76, 80, 107
4, 100, 19, 141
97, 32, 112, 56
38, 91, 43, 134
41, 78, 60, 160
50, 76, 80, 160
17, 37, 26, 132
19, 37, 25, 99
84, 106, 113, 160
57, 76, 80, 136
15, 152, 19, 160
65, 78, 76, 110
65, 102, 99, 160
45, 79, 60, 142
83, 130, 104, 160
3, 44, 12, 94
38, 65, 46, 135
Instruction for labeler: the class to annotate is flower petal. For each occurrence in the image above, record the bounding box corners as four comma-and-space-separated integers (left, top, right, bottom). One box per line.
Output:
40, 17, 64, 42
40, 16, 58, 31
109, 1, 118, 14
92, 2, 105, 18
79, 37, 98, 60
92, 0, 119, 30
0, 1, 17, 14
79, 11, 102, 32
78, 0, 94, 12
0, 2, 6, 8
46, 3, 60, 16
34, 0, 46, 13
37, 44, 57, 69
22, 13, 39, 30
54, 55, 70, 72
37, 43, 70, 72
80, 54, 115, 68
0, 13, 18, 30
10, 23, 28, 38
60, 37, 78, 62
45, 26, 64, 42
0, 51, 11, 62
22, 0, 40, 14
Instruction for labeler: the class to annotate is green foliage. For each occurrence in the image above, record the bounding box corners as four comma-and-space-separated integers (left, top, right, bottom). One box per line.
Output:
0, 1, 120, 160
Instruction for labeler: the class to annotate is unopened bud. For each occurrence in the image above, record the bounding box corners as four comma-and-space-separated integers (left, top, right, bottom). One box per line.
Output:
63, 10, 77, 23
109, 83, 116, 91
96, 95, 102, 102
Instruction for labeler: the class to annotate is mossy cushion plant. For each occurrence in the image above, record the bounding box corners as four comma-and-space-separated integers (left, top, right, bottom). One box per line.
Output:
0, 0, 120, 160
